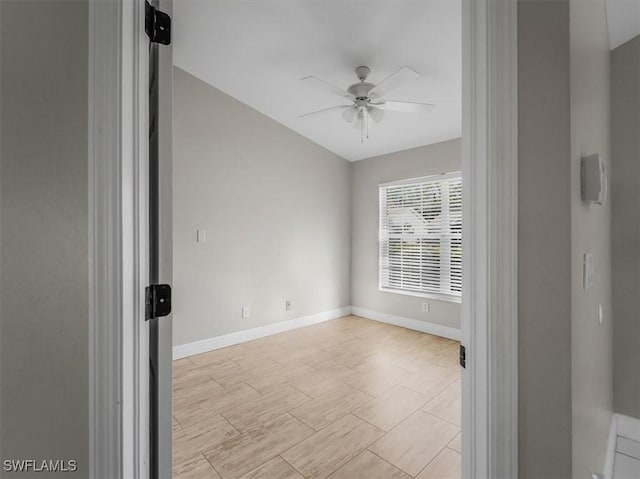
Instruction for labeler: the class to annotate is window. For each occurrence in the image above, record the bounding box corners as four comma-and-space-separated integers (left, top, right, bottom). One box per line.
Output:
379, 172, 462, 301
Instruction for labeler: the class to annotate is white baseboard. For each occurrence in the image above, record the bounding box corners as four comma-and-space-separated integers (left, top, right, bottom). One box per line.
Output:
617, 413, 640, 442
174, 305, 462, 360
173, 306, 352, 360
351, 306, 461, 341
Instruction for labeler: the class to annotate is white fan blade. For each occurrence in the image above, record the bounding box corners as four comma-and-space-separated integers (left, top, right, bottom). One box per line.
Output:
371, 100, 435, 113
352, 109, 364, 130
342, 106, 357, 123
297, 105, 351, 119
367, 106, 385, 122
369, 66, 420, 98
301, 76, 354, 100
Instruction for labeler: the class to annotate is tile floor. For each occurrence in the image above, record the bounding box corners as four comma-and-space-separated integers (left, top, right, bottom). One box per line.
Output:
173, 315, 461, 479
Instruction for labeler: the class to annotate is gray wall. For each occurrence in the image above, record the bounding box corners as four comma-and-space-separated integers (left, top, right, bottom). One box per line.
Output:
350, 139, 461, 329
173, 67, 351, 347
570, 1, 613, 478
0, 1, 89, 477
518, 1, 573, 477
517, 2, 616, 477
611, 35, 640, 420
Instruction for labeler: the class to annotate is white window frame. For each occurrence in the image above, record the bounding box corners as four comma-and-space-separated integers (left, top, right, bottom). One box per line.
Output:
379, 172, 462, 303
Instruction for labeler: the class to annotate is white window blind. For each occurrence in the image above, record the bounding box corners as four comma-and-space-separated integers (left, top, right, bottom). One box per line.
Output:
379, 172, 462, 300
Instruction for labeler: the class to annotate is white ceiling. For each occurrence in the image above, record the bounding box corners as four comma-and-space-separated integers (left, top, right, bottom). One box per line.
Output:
173, 0, 462, 161
606, 0, 640, 49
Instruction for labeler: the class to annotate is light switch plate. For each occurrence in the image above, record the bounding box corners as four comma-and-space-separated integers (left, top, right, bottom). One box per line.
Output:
196, 229, 207, 243
583, 253, 594, 290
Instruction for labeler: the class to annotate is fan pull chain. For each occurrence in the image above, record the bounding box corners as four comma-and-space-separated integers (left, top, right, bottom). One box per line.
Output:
366, 110, 370, 140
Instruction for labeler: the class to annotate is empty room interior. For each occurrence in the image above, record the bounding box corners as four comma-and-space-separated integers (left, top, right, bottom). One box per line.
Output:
171, 1, 463, 478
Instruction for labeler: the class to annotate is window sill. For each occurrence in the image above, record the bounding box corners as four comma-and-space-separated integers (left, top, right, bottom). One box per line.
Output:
379, 287, 462, 304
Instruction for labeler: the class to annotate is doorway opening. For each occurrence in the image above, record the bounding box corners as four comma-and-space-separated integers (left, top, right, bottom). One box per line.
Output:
87, 0, 519, 477
170, 2, 463, 478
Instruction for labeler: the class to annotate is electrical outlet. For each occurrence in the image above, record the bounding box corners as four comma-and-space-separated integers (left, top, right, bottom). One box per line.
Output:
285, 300, 291, 312
242, 306, 250, 319
422, 302, 430, 313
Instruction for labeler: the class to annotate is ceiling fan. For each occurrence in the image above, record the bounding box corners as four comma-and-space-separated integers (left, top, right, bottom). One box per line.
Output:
298, 65, 435, 142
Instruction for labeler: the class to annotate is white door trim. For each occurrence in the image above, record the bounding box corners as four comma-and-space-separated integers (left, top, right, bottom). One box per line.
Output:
461, 0, 518, 477
88, 0, 148, 477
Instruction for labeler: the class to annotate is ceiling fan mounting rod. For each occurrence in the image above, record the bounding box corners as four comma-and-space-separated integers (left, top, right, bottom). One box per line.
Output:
355, 65, 371, 81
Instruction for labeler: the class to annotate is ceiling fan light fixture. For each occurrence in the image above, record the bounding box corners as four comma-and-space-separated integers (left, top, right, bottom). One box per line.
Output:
352, 109, 364, 130
299, 65, 435, 142
342, 106, 357, 123
368, 106, 385, 123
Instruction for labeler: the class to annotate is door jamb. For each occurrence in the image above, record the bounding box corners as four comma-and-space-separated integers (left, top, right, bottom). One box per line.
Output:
461, 0, 518, 477
88, 0, 149, 477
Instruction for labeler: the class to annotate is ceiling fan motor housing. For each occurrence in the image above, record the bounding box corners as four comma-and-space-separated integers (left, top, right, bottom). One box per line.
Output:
348, 82, 375, 100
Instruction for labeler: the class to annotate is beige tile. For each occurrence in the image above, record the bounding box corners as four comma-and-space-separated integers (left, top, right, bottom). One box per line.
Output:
391, 349, 440, 373
415, 448, 461, 479
289, 365, 360, 398
208, 357, 285, 388
173, 377, 227, 412
174, 318, 462, 479
190, 344, 250, 366
289, 384, 372, 430
434, 348, 461, 369
423, 381, 461, 426
368, 410, 459, 476
348, 364, 414, 396
173, 358, 197, 376
418, 336, 458, 356
402, 363, 459, 397
242, 339, 290, 359
222, 385, 311, 432
352, 351, 403, 373
205, 414, 313, 479
267, 346, 325, 365
173, 414, 240, 464
305, 348, 372, 370
327, 450, 410, 479
173, 366, 220, 392
174, 383, 262, 428
239, 457, 303, 479
173, 415, 183, 433
448, 432, 462, 454
246, 361, 316, 393
173, 454, 221, 479
282, 414, 384, 479
352, 385, 430, 431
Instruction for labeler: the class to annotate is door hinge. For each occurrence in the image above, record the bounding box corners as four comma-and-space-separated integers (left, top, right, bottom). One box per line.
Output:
459, 344, 466, 368
146, 284, 172, 320
145, 1, 171, 45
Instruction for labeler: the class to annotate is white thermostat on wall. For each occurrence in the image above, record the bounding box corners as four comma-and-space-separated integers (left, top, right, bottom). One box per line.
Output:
581, 153, 607, 205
